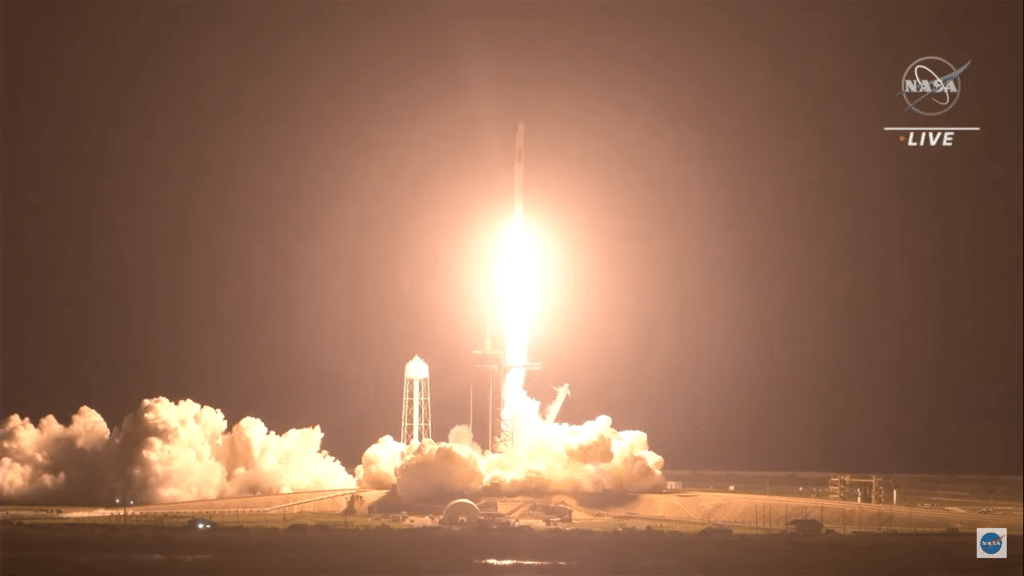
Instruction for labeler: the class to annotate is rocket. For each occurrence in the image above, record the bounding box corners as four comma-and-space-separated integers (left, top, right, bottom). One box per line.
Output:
472, 121, 539, 453
513, 121, 525, 222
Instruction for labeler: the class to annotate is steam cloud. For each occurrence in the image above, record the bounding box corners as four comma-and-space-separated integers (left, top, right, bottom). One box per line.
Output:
356, 383, 666, 502
357, 418, 665, 503
0, 398, 356, 504
2, 391, 665, 505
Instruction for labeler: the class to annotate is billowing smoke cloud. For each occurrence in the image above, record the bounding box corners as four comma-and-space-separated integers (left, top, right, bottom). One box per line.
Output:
357, 389, 666, 503
0, 406, 112, 503
3, 387, 665, 505
0, 397, 355, 504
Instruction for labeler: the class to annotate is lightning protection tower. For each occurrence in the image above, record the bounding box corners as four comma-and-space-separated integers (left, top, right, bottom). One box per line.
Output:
401, 355, 432, 445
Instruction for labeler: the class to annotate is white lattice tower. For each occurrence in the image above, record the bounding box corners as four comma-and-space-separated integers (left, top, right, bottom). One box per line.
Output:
401, 355, 432, 445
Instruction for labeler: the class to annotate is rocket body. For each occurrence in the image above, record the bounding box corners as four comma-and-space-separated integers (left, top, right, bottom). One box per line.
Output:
513, 121, 525, 223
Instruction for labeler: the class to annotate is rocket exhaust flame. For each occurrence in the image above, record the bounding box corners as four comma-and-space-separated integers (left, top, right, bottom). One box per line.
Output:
496, 218, 541, 452
497, 220, 540, 370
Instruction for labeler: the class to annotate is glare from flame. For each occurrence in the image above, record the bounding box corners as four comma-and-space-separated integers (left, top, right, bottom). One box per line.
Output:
497, 216, 540, 367
496, 215, 541, 448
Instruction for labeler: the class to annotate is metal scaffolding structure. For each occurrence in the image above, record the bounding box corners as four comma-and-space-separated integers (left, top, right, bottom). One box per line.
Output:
829, 474, 887, 504
472, 314, 539, 453
400, 356, 432, 445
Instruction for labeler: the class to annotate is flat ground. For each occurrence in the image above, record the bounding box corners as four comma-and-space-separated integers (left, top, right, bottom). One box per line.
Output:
2, 521, 1020, 576
4, 481, 1020, 535
3, 474, 1019, 574
664, 470, 1023, 510
544, 490, 1023, 534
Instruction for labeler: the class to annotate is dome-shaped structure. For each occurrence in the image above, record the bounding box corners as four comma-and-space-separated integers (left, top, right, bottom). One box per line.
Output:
440, 499, 480, 525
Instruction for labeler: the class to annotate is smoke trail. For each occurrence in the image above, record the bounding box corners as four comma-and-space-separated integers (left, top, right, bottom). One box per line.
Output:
0, 397, 356, 504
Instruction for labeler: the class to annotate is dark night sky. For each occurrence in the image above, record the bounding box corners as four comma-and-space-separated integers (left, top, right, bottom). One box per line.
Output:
3, 1, 1021, 475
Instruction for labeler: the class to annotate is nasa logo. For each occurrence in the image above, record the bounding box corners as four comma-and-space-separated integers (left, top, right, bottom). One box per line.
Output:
899, 56, 970, 116
976, 528, 1007, 559
885, 56, 978, 147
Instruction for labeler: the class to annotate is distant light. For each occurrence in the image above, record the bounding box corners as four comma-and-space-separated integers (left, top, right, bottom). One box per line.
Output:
115, 498, 120, 504
481, 560, 571, 566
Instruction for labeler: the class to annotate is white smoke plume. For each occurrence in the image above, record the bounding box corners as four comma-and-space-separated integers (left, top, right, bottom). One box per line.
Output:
357, 389, 666, 503
2, 389, 665, 505
0, 397, 356, 504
